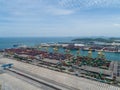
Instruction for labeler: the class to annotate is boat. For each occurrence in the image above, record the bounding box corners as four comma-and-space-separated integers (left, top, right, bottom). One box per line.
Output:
13, 44, 20, 47
13, 44, 27, 48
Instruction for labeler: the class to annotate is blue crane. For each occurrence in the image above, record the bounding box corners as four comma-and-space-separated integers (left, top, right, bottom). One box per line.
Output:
1, 63, 13, 69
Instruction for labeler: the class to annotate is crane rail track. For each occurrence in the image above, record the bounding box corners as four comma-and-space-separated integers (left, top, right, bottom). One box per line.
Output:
6, 69, 62, 90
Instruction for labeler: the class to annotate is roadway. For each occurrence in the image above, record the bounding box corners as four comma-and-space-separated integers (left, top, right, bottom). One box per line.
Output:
0, 66, 70, 90
4, 68, 61, 90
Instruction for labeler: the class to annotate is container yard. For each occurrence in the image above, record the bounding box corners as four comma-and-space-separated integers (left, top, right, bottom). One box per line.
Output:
0, 43, 119, 90
2, 46, 120, 86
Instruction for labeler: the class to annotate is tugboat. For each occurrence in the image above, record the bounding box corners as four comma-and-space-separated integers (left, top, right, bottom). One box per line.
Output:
13, 44, 27, 48
13, 44, 20, 47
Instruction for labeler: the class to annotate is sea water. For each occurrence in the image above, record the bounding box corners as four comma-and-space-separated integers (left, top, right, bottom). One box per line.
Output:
0, 37, 119, 61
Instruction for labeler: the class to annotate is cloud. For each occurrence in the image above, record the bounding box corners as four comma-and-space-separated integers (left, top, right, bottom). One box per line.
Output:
46, 6, 74, 15
0, 0, 75, 17
58, 0, 120, 9
1, 0, 120, 17
114, 23, 120, 27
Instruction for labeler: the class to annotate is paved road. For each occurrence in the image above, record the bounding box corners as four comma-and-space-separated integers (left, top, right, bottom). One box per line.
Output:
4, 69, 59, 90
0, 73, 41, 90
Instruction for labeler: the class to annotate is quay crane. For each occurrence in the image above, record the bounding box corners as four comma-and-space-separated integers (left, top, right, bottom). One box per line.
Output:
53, 47, 59, 53
88, 49, 92, 58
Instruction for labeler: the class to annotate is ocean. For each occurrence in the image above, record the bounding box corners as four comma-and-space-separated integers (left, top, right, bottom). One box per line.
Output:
0, 37, 73, 49
0, 37, 120, 61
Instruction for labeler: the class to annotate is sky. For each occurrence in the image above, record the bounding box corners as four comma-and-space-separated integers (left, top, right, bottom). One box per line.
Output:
0, 0, 120, 37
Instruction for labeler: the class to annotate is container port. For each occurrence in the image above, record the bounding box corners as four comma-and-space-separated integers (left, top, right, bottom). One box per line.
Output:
1, 46, 120, 86
0, 39, 120, 90
1, 0, 120, 89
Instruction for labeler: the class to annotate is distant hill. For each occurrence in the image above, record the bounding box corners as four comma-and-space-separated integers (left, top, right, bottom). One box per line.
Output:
72, 38, 120, 43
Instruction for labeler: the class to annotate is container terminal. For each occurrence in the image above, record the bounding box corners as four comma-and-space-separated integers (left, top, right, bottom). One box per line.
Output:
0, 44, 119, 90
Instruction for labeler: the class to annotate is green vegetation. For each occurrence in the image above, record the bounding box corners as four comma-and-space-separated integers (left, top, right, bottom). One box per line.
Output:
72, 38, 120, 43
